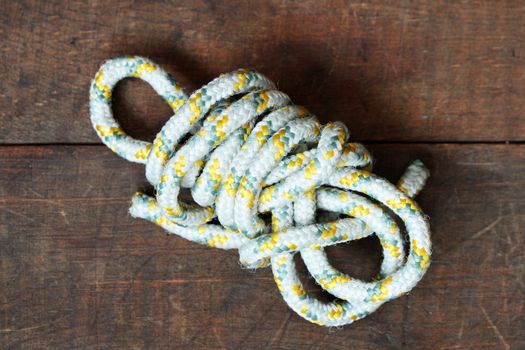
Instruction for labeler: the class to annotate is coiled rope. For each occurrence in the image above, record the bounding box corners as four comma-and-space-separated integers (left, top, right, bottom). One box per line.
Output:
89, 56, 431, 327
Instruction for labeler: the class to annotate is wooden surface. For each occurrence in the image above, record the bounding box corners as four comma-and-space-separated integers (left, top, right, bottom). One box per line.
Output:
2, 0, 525, 143
1, 1, 524, 349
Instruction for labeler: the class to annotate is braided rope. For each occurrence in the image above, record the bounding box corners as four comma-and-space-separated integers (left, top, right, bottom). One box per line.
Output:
89, 56, 431, 327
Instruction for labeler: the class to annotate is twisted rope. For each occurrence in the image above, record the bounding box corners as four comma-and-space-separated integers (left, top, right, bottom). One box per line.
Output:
89, 56, 431, 327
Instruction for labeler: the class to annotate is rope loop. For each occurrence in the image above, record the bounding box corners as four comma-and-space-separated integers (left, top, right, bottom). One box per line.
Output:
89, 56, 431, 327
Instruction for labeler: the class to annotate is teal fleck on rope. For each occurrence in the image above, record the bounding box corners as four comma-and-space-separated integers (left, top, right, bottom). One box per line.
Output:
89, 56, 431, 327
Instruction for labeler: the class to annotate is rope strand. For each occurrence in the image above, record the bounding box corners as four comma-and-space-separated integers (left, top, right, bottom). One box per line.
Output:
89, 56, 431, 327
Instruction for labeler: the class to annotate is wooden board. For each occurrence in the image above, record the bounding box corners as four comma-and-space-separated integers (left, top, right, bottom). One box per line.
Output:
1, 144, 523, 349
2, 1, 524, 348
2, 0, 525, 144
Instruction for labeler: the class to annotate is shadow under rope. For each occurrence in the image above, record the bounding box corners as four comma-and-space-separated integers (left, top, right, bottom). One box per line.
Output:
110, 38, 402, 143
105, 41, 438, 307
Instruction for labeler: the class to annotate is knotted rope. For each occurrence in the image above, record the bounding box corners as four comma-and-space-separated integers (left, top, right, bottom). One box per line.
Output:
89, 56, 431, 327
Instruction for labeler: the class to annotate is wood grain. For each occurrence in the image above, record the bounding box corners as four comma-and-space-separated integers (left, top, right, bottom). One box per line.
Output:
1, 0, 525, 144
1, 1, 524, 348
1, 144, 523, 349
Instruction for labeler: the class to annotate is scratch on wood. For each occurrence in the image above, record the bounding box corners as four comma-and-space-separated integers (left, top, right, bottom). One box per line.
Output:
59, 209, 70, 225
212, 326, 226, 349
96, 277, 237, 286
266, 312, 292, 349
480, 304, 510, 350
0, 324, 46, 333
470, 216, 503, 240
458, 319, 465, 340
1, 207, 37, 223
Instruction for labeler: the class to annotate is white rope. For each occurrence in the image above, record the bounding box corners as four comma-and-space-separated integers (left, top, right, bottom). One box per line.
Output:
89, 56, 431, 327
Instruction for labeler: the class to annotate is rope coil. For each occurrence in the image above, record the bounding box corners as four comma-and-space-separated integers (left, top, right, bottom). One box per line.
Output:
89, 56, 431, 327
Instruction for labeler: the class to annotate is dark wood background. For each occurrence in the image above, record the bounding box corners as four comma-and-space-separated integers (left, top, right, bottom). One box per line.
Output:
1, 1, 524, 349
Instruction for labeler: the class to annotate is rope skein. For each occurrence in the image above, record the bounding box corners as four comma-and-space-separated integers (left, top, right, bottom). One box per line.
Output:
89, 56, 431, 327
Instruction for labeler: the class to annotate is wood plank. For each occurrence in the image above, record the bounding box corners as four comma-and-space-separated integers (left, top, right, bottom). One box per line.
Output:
2, 1, 525, 144
0, 144, 523, 349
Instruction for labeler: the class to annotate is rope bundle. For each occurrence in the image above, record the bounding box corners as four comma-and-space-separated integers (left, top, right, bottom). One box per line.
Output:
89, 56, 431, 327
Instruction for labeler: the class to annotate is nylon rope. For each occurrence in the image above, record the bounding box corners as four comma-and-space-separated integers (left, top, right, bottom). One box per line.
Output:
89, 56, 431, 327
